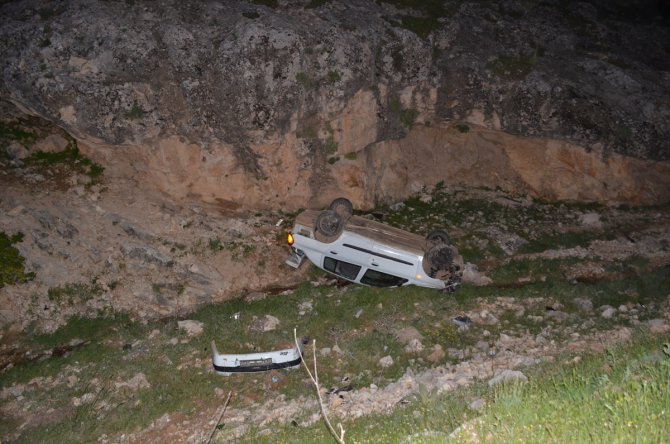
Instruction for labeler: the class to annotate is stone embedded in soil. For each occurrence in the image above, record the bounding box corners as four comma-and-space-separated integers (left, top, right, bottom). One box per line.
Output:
461, 262, 493, 286
427, 344, 446, 363
468, 398, 486, 411
394, 326, 423, 344
177, 320, 204, 337
378, 355, 394, 368
114, 373, 151, 393
601, 307, 618, 319
488, 370, 528, 387
573, 298, 594, 313
404, 338, 424, 354
645, 319, 670, 334
250, 315, 280, 332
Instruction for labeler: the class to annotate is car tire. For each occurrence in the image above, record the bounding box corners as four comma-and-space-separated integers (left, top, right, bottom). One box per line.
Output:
426, 229, 450, 245
316, 210, 343, 237
425, 244, 454, 278
329, 198, 354, 218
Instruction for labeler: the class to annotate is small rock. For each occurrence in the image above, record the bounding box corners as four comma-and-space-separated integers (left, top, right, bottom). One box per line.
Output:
298, 300, 313, 315
72, 392, 95, 407
545, 310, 570, 322
320, 347, 332, 356
579, 212, 603, 228
645, 319, 670, 334
332, 344, 343, 355
404, 338, 424, 354
468, 398, 486, 411
378, 355, 394, 368
601, 307, 617, 319
488, 370, 528, 387
498, 333, 513, 344
114, 373, 151, 392
426, 344, 445, 362
177, 320, 204, 337
618, 304, 628, 313
251, 315, 281, 332
354, 308, 363, 318
394, 327, 423, 344
485, 314, 500, 326
245, 292, 267, 302
573, 298, 594, 313
461, 263, 493, 286
475, 340, 490, 351
168, 338, 179, 346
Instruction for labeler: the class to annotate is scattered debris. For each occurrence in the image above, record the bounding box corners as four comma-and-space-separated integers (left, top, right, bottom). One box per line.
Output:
452, 316, 472, 328
211, 341, 302, 376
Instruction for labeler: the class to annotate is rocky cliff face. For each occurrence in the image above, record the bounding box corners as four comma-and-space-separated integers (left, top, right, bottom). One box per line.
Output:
1, 0, 669, 208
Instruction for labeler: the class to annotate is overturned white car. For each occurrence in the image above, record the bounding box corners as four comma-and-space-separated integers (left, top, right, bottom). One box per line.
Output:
286, 198, 462, 292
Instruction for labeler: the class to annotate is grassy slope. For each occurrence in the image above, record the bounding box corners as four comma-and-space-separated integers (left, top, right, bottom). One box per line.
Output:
1, 189, 669, 443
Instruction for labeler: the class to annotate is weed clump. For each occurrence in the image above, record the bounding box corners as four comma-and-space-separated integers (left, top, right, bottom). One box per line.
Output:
22, 140, 104, 185
0, 232, 36, 287
47, 282, 103, 304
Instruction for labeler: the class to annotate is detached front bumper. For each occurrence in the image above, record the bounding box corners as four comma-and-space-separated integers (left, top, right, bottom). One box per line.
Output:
285, 247, 306, 268
211, 341, 303, 376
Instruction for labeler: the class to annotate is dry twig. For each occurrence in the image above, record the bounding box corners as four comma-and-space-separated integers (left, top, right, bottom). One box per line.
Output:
205, 390, 234, 444
294, 328, 346, 444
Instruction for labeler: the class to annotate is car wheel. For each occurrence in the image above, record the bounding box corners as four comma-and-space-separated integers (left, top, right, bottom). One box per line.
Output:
425, 244, 454, 278
329, 198, 353, 218
426, 229, 450, 245
316, 210, 343, 236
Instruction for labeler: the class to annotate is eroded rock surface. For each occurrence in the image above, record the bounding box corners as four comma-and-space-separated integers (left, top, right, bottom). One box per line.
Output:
1, 0, 669, 209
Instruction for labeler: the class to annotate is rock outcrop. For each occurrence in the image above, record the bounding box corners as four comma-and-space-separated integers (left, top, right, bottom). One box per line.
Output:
1, 0, 669, 208
0, 0, 670, 209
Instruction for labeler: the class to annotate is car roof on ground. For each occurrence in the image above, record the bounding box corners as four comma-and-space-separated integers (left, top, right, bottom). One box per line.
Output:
296, 209, 426, 256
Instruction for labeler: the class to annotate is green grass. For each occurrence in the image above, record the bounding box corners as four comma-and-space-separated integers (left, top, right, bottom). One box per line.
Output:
125, 103, 145, 120
324, 137, 338, 155
47, 282, 103, 305
455, 123, 470, 133
0, 231, 36, 287
400, 108, 418, 128
0, 122, 38, 145
296, 72, 315, 90
22, 140, 104, 185
464, 338, 670, 443
3, 188, 670, 442
327, 70, 341, 83
3, 258, 669, 443
237, 334, 670, 443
